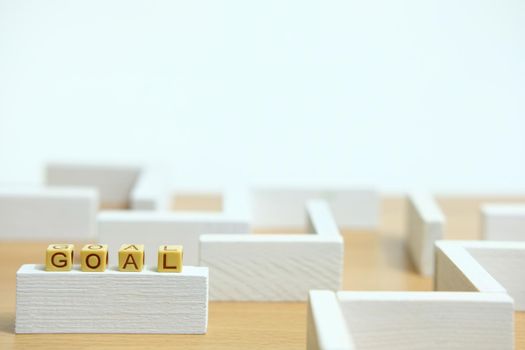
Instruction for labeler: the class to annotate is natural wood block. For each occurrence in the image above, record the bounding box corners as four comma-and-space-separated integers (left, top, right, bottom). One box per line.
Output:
45, 244, 74, 271
80, 244, 108, 272
118, 244, 144, 272
158, 245, 183, 272
15, 264, 209, 334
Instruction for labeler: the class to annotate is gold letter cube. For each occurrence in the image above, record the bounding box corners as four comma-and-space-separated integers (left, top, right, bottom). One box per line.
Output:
81, 244, 108, 272
118, 244, 145, 272
45, 244, 74, 271
157, 245, 183, 272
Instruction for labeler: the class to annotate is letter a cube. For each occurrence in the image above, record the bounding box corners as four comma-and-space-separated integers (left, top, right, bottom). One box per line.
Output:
45, 244, 74, 271
118, 244, 145, 272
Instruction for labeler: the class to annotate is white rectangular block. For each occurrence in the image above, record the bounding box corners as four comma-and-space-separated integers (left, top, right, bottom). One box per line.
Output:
406, 192, 445, 276
0, 187, 98, 240
337, 291, 514, 350
307, 290, 355, 350
306, 199, 341, 237
16, 264, 208, 334
435, 240, 525, 310
46, 163, 141, 208
130, 167, 169, 210
252, 187, 380, 229
482, 204, 525, 241
200, 234, 343, 301
98, 211, 250, 266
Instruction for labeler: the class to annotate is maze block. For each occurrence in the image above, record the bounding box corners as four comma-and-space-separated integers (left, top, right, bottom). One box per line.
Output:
98, 189, 250, 266
307, 290, 514, 350
481, 204, 525, 241
16, 264, 209, 334
435, 240, 525, 310
199, 199, 343, 301
0, 187, 98, 240
251, 187, 380, 229
406, 191, 445, 276
45, 244, 74, 272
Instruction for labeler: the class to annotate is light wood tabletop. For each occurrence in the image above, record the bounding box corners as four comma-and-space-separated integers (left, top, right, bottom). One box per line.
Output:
0, 196, 523, 349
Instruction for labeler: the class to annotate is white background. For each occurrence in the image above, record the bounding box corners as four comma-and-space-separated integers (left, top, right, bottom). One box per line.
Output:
1, 0, 524, 193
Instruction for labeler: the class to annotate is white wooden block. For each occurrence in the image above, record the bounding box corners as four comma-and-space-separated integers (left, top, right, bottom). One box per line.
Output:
435, 240, 525, 310
406, 192, 445, 276
130, 167, 169, 210
307, 290, 355, 350
0, 187, 98, 240
199, 200, 343, 301
251, 187, 380, 229
482, 204, 525, 241
336, 291, 514, 350
16, 264, 208, 334
306, 200, 341, 237
46, 163, 141, 207
98, 211, 250, 266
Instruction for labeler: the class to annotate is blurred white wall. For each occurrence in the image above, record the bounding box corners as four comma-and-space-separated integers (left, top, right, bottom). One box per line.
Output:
0, 0, 524, 193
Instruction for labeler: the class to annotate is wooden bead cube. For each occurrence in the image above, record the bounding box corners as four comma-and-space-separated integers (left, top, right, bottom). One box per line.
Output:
45, 244, 74, 271
80, 244, 108, 272
118, 244, 145, 272
157, 245, 183, 272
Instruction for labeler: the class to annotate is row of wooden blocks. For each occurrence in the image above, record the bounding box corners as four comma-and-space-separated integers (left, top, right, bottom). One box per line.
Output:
46, 244, 183, 272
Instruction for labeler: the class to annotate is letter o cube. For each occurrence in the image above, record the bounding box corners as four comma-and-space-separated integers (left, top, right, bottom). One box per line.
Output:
45, 244, 74, 271
81, 244, 108, 272
118, 244, 145, 272
157, 245, 183, 272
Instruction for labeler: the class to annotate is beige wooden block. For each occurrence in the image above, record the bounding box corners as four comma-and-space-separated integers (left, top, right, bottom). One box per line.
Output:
157, 245, 183, 272
80, 244, 108, 272
45, 244, 74, 271
118, 244, 145, 272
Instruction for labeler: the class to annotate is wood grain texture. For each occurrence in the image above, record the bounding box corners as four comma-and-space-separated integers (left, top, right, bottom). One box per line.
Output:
16, 264, 208, 334
0, 196, 524, 349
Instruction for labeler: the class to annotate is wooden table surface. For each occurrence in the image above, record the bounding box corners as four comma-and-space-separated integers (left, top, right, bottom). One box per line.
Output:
0, 196, 523, 349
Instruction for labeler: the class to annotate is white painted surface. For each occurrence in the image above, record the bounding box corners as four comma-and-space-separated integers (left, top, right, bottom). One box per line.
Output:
199, 200, 344, 301
98, 211, 250, 266
0, 187, 98, 240
435, 240, 525, 310
482, 204, 525, 241
307, 290, 355, 350
46, 163, 140, 207
200, 234, 343, 301
251, 187, 379, 229
337, 291, 514, 350
16, 264, 209, 334
406, 192, 445, 276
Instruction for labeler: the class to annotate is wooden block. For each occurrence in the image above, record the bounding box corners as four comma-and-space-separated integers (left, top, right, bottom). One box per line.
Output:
98, 211, 250, 266
16, 264, 208, 334
307, 290, 355, 350
80, 244, 108, 272
130, 167, 169, 210
251, 187, 379, 230
199, 200, 343, 301
118, 244, 144, 272
157, 245, 183, 272
45, 244, 74, 272
336, 291, 514, 350
481, 204, 525, 240
406, 191, 445, 276
0, 187, 98, 240
306, 200, 341, 237
435, 240, 525, 310
46, 162, 141, 208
